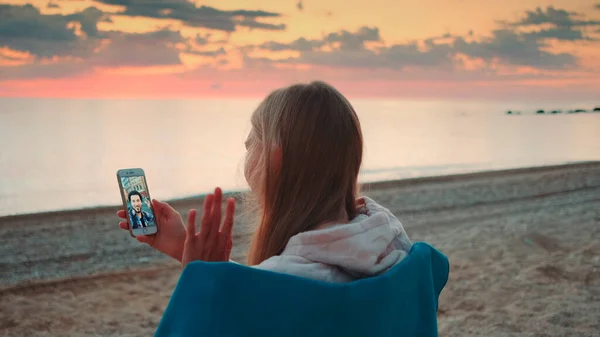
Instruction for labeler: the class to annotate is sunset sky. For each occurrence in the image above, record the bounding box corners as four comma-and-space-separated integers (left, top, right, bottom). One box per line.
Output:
1, 0, 599, 100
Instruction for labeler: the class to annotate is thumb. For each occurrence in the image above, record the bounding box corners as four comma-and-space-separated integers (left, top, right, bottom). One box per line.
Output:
152, 199, 172, 212
136, 235, 152, 244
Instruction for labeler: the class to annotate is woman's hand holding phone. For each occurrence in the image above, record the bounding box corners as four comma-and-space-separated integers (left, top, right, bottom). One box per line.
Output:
118, 199, 186, 262
182, 187, 236, 268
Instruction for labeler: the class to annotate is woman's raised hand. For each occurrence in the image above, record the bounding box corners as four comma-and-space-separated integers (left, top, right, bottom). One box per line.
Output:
182, 187, 236, 268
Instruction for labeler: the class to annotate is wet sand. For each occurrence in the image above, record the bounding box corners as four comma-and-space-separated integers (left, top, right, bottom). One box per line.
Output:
1, 162, 599, 337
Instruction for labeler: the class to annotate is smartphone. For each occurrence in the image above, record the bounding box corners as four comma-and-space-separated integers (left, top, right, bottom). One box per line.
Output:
117, 168, 158, 237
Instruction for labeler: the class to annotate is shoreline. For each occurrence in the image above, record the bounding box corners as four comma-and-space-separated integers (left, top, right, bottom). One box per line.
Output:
1, 160, 597, 222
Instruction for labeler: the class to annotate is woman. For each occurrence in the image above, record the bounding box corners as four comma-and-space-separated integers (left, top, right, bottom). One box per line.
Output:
118, 81, 412, 283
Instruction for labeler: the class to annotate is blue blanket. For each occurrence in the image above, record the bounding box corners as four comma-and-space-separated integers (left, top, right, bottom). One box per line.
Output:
155, 242, 449, 337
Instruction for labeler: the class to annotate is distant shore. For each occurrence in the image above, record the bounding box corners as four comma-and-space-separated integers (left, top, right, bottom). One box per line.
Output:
506, 106, 600, 115
1, 161, 600, 337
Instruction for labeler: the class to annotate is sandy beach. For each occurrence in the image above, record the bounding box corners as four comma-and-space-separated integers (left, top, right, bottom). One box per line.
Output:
1, 162, 599, 337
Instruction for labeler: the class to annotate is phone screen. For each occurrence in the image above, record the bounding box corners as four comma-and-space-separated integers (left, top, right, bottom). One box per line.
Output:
120, 175, 157, 233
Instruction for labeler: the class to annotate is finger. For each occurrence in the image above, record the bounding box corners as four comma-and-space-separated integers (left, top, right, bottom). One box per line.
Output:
221, 198, 236, 237
210, 188, 223, 240
151, 199, 164, 212
117, 210, 126, 219
212, 187, 222, 226
119, 221, 129, 230
136, 235, 152, 244
187, 209, 197, 238
200, 194, 214, 240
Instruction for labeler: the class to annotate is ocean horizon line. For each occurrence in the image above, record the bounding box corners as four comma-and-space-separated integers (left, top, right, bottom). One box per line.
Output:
1, 161, 596, 220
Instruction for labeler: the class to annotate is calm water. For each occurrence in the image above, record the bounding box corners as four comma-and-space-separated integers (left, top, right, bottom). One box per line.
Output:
1, 98, 599, 216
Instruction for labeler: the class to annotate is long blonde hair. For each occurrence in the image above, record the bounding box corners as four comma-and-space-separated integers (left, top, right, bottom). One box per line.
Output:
247, 81, 363, 265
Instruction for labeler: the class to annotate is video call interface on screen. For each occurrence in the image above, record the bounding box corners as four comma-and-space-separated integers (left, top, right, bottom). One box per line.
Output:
121, 176, 156, 230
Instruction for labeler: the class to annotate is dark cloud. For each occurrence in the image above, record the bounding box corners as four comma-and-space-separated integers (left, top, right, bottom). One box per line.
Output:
185, 47, 226, 57
250, 26, 452, 70
503, 6, 600, 44
253, 26, 379, 53
380, 42, 454, 68
47, 1, 60, 9
195, 33, 211, 45
423, 33, 455, 47
259, 37, 324, 51
514, 6, 574, 26
0, 5, 76, 42
512, 6, 600, 27
193, 33, 228, 47
94, 0, 284, 32
0, 4, 102, 57
523, 26, 587, 41
250, 6, 600, 71
237, 19, 285, 31
66, 6, 104, 37
0, 27, 187, 80
453, 29, 575, 69
325, 26, 380, 51
0, 3, 229, 80
294, 45, 453, 70
90, 28, 184, 66
297, 1, 303, 11
252, 22, 579, 71
228, 9, 280, 18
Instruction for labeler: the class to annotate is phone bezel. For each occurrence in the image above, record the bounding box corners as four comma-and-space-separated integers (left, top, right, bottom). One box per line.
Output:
117, 168, 159, 237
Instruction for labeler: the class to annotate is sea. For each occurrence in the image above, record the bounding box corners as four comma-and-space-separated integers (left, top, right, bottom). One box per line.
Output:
1, 97, 599, 217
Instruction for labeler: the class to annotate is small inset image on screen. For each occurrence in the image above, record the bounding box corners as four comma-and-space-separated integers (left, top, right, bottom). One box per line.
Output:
121, 176, 156, 229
